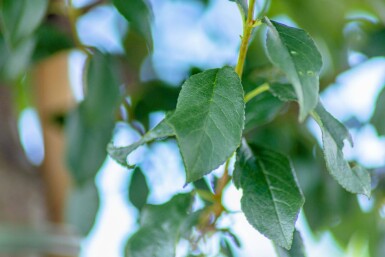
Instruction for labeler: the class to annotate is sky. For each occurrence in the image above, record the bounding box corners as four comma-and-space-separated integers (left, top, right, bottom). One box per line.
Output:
17, 0, 385, 256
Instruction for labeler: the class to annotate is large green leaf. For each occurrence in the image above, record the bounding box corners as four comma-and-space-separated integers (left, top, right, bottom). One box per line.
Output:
107, 114, 174, 168
112, 0, 152, 46
65, 181, 100, 236
234, 141, 304, 249
371, 85, 385, 136
274, 230, 306, 257
264, 17, 322, 121
0, 0, 48, 47
169, 67, 245, 182
66, 52, 121, 185
312, 103, 371, 197
125, 194, 192, 257
129, 167, 149, 211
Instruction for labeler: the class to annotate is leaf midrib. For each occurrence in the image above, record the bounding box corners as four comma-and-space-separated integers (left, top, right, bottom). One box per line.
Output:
190, 70, 219, 173
256, 158, 288, 247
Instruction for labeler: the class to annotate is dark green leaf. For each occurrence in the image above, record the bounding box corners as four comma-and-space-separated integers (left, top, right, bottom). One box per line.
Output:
112, 0, 152, 47
0, 0, 48, 47
125, 194, 192, 257
65, 181, 99, 236
264, 17, 322, 121
234, 141, 304, 249
193, 178, 214, 205
169, 67, 245, 182
312, 103, 371, 197
66, 52, 121, 185
245, 91, 284, 132
66, 107, 115, 184
32, 24, 74, 62
133, 81, 180, 128
371, 85, 385, 136
274, 230, 306, 257
193, 177, 212, 193
220, 238, 234, 257
361, 29, 385, 58
223, 230, 242, 248
83, 56, 121, 122
108, 114, 174, 168
129, 167, 149, 211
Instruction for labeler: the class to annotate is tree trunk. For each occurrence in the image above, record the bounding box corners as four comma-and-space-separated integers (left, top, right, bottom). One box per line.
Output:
0, 85, 48, 257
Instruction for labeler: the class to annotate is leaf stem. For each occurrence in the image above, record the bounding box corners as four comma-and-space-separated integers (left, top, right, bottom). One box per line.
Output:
244, 82, 270, 103
215, 159, 230, 196
195, 0, 261, 248
234, 0, 260, 77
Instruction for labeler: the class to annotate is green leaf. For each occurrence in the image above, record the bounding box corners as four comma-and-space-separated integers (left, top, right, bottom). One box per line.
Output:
169, 67, 245, 182
112, 0, 152, 47
65, 181, 100, 236
361, 29, 385, 58
125, 194, 192, 257
133, 80, 180, 128
314, 103, 353, 148
269, 83, 298, 102
32, 24, 74, 62
245, 91, 284, 132
193, 178, 214, 205
0, 0, 48, 47
274, 230, 306, 257
129, 167, 149, 211
229, 0, 248, 21
264, 17, 322, 121
66, 52, 121, 185
0, 37, 35, 81
179, 210, 204, 239
268, 83, 371, 197
312, 103, 371, 197
234, 141, 304, 249
66, 107, 115, 184
220, 238, 234, 257
107, 114, 174, 168
371, 85, 385, 136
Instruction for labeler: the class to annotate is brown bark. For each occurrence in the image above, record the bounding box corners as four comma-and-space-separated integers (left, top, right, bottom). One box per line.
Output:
33, 51, 74, 223
0, 51, 78, 257
0, 82, 48, 257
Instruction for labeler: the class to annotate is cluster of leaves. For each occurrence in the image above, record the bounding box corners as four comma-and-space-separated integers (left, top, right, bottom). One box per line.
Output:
1, 0, 385, 256
109, 1, 372, 256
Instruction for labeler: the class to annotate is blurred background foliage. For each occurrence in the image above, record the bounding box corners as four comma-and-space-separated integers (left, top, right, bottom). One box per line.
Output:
0, 0, 385, 256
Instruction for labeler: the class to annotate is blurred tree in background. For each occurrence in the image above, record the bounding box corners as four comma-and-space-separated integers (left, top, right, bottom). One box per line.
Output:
0, 0, 385, 256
